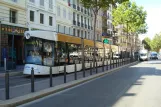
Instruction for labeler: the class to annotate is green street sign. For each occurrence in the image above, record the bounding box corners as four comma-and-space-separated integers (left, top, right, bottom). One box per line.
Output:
103, 39, 109, 44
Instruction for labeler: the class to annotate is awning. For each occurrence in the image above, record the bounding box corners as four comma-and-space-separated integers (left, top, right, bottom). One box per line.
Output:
57, 33, 81, 44
84, 39, 94, 47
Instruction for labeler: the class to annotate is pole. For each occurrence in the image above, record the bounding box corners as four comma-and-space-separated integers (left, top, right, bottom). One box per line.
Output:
64, 65, 66, 83
0, 21, 1, 67
31, 67, 34, 92
74, 60, 77, 80
90, 62, 92, 75
12, 33, 15, 69
5, 70, 9, 99
4, 58, 6, 70
81, 38, 85, 77
49, 67, 52, 87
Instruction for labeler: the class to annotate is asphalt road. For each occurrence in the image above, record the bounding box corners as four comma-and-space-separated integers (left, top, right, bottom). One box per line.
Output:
19, 60, 161, 107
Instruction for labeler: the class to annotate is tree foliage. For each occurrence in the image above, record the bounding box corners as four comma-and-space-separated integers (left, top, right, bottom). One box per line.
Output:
142, 33, 161, 52
142, 37, 151, 51
112, 1, 147, 34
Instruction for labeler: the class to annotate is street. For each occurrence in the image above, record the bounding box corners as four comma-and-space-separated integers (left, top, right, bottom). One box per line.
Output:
19, 60, 161, 107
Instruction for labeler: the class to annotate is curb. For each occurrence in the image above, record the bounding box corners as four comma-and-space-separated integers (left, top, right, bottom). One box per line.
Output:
0, 61, 138, 107
0, 72, 23, 78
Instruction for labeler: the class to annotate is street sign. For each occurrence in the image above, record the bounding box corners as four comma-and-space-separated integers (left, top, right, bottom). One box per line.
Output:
103, 39, 109, 44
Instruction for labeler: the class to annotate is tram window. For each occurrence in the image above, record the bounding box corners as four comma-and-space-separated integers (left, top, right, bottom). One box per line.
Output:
43, 41, 54, 66
25, 38, 42, 65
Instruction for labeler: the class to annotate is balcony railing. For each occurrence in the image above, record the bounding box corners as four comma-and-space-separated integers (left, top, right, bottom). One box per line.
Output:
77, 22, 80, 26
73, 20, 76, 25
73, 4, 76, 9
77, 6, 80, 11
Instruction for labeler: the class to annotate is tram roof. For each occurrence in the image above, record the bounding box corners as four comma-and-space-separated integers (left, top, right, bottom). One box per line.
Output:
24, 30, 57, 41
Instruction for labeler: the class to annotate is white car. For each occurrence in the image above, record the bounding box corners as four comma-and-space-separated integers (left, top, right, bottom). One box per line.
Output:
113, 54, 120, 59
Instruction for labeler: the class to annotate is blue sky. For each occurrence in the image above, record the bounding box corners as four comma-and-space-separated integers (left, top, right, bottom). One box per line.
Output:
133, 0, 161, 40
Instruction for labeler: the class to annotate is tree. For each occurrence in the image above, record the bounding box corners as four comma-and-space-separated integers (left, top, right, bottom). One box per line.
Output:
142, 37, 151, 51
151, 33, 161, 52
80, 0, 129, 69
112, 1, 147, 57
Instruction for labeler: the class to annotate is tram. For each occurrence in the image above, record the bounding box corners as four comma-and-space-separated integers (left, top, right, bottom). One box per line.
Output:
23, 30, 118, 75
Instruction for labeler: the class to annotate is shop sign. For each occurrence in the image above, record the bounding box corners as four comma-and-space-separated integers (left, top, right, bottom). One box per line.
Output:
1, 24, 27, 35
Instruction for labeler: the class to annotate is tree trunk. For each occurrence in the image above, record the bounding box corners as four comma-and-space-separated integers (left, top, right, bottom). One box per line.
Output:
93, 13, 97, 71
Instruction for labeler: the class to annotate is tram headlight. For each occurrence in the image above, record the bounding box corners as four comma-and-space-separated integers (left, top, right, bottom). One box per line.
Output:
24, 32, 31, 39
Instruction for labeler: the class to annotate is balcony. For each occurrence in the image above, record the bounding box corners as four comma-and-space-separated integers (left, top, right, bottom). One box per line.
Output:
73, 20, 76, 25
73, 4, 76, 9
77, 22, 80, 26
81, 23, 84, 27
77, 6, 80, 11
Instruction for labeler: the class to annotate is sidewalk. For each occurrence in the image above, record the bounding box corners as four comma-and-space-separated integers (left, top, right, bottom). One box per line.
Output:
0, 65, 24, 77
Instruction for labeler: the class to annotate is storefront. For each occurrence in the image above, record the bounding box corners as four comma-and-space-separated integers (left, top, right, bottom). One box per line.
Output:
0, 24, 28, 66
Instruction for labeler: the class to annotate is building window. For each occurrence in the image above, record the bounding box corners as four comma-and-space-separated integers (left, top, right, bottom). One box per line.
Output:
73, 28, 75, 36
9, 9, 17, 23
57, 6, 60, 16
77, 30, 80, 37
63, 8, 66, 18
49, 16, 53, 26
49, 0, 53, 9
40, 13, 44, 24
57, 24, 60, 32
12, 0, 17, 2
40, 0, 44, 6
81, 30, 83, 38
85, 31, 87, 38
64, 26, 66, 34
30, 10, 34, 22
29, 0, 34, 3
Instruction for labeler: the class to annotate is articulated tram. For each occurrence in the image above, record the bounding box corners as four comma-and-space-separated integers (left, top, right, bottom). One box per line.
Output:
23, 30, 118, 75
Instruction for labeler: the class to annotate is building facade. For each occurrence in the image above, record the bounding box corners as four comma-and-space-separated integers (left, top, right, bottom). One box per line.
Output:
0, 0, 27, 66
27, 0, 56, 31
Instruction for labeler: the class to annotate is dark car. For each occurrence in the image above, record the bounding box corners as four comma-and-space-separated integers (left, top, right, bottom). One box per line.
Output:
150, 53, 158, 60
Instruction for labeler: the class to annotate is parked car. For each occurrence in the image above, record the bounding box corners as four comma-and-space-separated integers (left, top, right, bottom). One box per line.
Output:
113, 53, 120, 59
150, 52, 158, 60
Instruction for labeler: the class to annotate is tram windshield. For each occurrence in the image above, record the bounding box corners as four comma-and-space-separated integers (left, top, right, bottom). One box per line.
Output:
24, 37, 54, 66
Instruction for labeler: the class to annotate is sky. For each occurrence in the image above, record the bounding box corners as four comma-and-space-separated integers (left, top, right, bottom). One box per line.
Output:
133, 0, 161, 40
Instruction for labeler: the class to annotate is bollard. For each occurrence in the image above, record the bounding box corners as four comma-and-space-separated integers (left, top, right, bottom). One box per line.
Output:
49, 67, 52, 87
5, 70, 9, 100
74, 60, 77, 80
113, 59, 114, 68
96, 61, 98, 73
102, 61, 104, 72
110, 58, 111, 69
64, 65, 66, 83
90, 62, 92, 75
116, 58, 117, 67
106, 60, 108, 70
4, 58, 6, 71
31, 67, 35, 92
